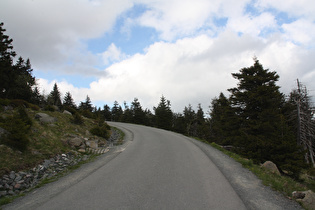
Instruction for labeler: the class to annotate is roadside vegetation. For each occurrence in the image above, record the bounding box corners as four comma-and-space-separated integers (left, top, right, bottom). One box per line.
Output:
1, 20, 315, 206
0, 100, 111, 177
207, 140, 315, 199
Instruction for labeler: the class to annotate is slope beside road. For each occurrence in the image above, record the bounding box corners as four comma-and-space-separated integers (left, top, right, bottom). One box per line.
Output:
3, 122, 302, 209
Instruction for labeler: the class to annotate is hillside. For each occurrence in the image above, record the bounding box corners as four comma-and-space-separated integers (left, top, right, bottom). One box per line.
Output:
0, 101, 115, 178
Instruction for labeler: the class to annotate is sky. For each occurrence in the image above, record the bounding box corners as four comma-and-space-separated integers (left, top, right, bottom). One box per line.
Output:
1, 0, 315, 113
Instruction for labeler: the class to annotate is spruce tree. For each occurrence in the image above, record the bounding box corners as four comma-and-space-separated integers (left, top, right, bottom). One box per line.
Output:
228, 58, 304, 177
183, 104, 196, 136
111, 101, 123, 121
102, 104, 112, 121
154, 95, 173, 130
0, 23, 35, 101
10, 57, 35, 101
47, 83, 62, 107
63, 91, 76, 109
0, 22, 16, 98
209, 92, 239, 145
131, 98, 145, 124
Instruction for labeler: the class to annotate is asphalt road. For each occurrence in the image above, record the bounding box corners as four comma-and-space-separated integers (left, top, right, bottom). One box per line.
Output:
4, 122, 302, 210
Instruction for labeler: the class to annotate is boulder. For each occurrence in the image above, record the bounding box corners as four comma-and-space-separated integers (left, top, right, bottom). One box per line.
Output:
261, 161, 281, 175
86, 140, 98, 149
35, 113, 57, 124
67, 136, 84, 148
78, 148, 86, 153
63, 110, 72, 115
295, 190, 315, 210
292, 191, 305, 199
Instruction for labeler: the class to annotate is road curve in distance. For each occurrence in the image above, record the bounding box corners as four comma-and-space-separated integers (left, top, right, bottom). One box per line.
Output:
3, 122, 254, 209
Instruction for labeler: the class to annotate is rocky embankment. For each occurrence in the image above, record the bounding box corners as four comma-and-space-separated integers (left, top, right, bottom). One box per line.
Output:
0, 128, 121, 199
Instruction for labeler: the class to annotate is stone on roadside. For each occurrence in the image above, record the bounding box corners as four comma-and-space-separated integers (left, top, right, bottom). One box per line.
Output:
78, 148, 86, 153
261, 161, 281, 175
292, 191, 305, 199
35, 113, 57, 124
295, 190, 315, 210
86, 140, 98, 149
68, 137, 84, 148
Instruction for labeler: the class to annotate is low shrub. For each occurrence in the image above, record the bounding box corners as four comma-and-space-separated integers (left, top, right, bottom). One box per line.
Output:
90, 125, 110, 139
28, 103, 40, 111
44, 105, 56, 112
0, 98, 10, 106
10, 99, 29, 108
72, 112, 84, 125
64, 106, 77, 115
0, 108, 32, 152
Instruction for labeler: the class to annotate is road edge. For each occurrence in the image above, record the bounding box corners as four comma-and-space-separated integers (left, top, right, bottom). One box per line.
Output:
2, 124, 134, 210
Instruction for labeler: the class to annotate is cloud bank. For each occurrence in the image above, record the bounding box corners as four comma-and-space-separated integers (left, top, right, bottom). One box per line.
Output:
1, 0, 315, 112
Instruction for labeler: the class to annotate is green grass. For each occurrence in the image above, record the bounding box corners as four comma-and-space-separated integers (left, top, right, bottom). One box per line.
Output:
0, 106, 119, 207
0, 109, 101, 177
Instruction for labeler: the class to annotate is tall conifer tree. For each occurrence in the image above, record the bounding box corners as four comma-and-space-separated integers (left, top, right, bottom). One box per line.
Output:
228, 58, 304, 176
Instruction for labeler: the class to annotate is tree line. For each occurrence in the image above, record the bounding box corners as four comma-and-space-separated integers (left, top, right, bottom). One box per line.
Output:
1, 22, 314, 178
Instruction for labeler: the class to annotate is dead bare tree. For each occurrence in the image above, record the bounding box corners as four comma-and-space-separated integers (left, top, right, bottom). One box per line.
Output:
292, 79, 315, 167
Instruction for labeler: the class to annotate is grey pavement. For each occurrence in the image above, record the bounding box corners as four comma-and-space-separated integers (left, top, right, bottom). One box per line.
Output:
3, 122, 302, 210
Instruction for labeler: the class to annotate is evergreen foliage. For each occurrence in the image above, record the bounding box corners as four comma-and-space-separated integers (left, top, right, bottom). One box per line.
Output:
47, 83, 62, 107
63, 91, 76, 109
130, 98, 146, 124
90, 124, 110, 139
0, 108, 32, 151
209, 92, 239, 145
111, 101, 123, 121
72, 112, 84, 125
102, 104, 112, 121
227, 58, 305, 177
79, 95, 94, 118
0, 23, 35, 101
154, 95, 173, 130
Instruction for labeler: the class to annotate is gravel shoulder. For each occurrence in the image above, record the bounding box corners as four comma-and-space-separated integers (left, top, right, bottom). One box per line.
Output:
181, 135, 303, 210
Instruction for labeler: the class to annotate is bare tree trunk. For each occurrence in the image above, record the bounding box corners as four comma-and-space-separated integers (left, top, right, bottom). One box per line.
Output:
294, 79, 315, 167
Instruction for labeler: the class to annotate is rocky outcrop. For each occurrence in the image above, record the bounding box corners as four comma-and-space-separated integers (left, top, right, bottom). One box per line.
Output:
62, 135, 101, 150
0, 127, 122, 199
261, 161, 281, 175
35, 113, 57, 124
293, 190, 315, 210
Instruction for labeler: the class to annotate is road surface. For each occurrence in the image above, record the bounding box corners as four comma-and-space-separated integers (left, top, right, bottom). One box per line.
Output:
3, 122, 301, 210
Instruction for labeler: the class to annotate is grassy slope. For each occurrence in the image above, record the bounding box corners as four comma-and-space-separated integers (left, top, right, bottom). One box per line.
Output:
0, 108, 105, 177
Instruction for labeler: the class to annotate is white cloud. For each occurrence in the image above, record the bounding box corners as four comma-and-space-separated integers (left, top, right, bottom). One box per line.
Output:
256, 0, 315, 19
62, 31, 314, 112
282, 19, 315, 46
0, 0, 134, 72
136, 0, 220, 40
2, 0, 315, 112
72, 33, 260, 111
100, 43, 126, 65
227, 12, 277, 37
37, 78, 92, 105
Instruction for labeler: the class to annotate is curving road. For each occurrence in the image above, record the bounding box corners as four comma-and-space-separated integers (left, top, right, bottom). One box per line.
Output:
4, 122, 301, 210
